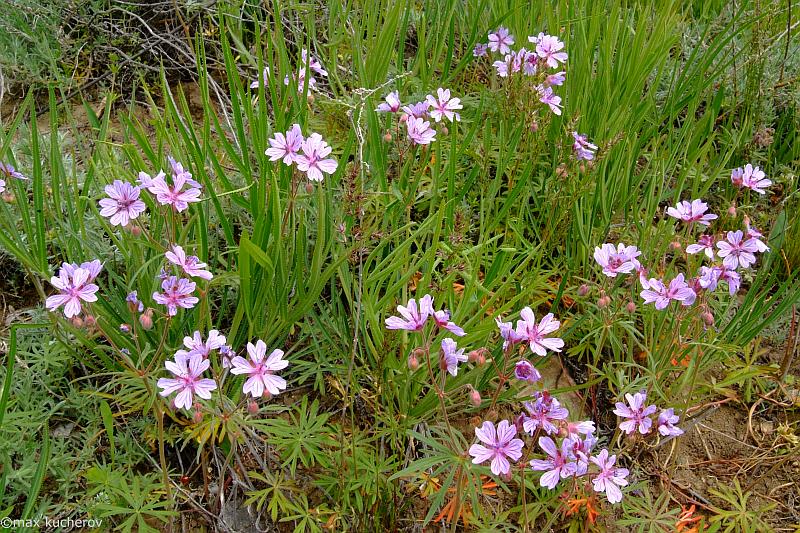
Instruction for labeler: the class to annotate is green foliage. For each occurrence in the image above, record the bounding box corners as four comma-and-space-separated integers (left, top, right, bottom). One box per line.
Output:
0, 0, 797, 530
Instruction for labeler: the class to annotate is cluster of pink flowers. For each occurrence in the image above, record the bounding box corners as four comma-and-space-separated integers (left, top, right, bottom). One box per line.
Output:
45, 260, 103, 318
157, 331, 290, 410
152, 245, 213, 316
0, 162, 28, 194
266, 124, 338, 182
251, 49, 327, 94
613, 390, 684, 438
496, 307, 564, 355
731, 164, 772, 195
376, 88, 463, 145
474, 27, 568, 115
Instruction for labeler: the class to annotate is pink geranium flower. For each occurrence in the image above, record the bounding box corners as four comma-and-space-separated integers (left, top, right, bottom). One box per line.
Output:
401, 101, 430, 119
385, 295, 433, 332
537, 86, 562, 115
522, 392, 570, 435
440, 338, 468, 376
731, 164, 771, 194
686, 234, 715, 260
572, 132, 597, 161
61, 260, 103, 282
640, 274, 696, 310
532, 33, 568, 68
165, 245, 213, 280
296, 133, 338, 182
98, 180, 146, 227
152, 275, 198, 316
473, 43, 489, 57
545, 71, 566, 86
0, 162, 26, 180
716, 230, 759, 270
468, 420, 524, 476
666, 199, 717, 226
266, 124, 304, 165
488, 27, 514, 54
613, 391, 657, 434
168, 157, 201, 188
46, 265, 100, 318
496, 316, 525, 350
250, 67, 270, 89
515, 307, 564, 356
230, 340, 289, 398
432, 309, 465, 336
657, 408, 684, 437
530, 436, 576, 489
376, 91, 402, 113
144, 173, 201, 212
492, 55, 514, 77
406, 117, 437, 145
301, 49, 328, 77
593, 243, 641, 277
178, 330, 227, 359
590, 449, 629, 504
745, 222, 769, 252
426, 88, 462, 123
157, 352, 217, 410
514, 359, 542, 383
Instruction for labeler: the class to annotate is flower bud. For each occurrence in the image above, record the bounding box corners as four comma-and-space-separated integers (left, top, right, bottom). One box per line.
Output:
2, 193, 14, 203
701, 311, 714, 327
139, 309, 154, 330
305, 182, 314, 194
70, 316, 84, 328
440, 126, 449, 136
307, 93, 315, 105
529, 121, 539, 132
262, 390, 273, 401
128, 225, 142, 237
408, 352, 419, 370
399, 114, 408, 123
247, 401, 259, 414
192, 410, 203, 424
84, 315, 97, 328
578, 163, 586, 173
626, 301, 637, 313
500, 470, 513, 482
120, 323, 131, 334
383, 132, 392, 142
476, 353, 486, 366
468, 387, 482, 407
577, 284, 590, 297
670, 240, 682, 250
727, 205, 737, 217
597, 295, 611, 308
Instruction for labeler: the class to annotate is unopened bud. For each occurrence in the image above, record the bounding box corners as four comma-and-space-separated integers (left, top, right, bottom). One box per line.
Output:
408, 353, 419, 370
597, 295, 611, 308
139, 309, 154, 330
2, 193, 14, 203
626, 301, 637, 313
529, 121, 539, 132
307, 93, 315, 105
500, 470, 513, 482
128, 225, 142, 237
305, 182, 314, 194
399, 114, 409, 123
383, 132, 392, 142
120, 323, 131, 334
577, 284, 590, 297
192, 410, 203, 424
701, 311, 714, 327
579, 163, 586, 173
670, 241, 682, 250
247, 401, 259, 414
70, 316, 84, 328
476, 353, 486, 366
468, 387, 482, 407
440, 126, 449, 136
84, 315, 97, 327
727, 205, 737, 217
